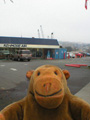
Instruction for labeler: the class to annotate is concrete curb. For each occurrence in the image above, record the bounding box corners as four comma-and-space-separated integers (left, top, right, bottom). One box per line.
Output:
75, 82, 90, 104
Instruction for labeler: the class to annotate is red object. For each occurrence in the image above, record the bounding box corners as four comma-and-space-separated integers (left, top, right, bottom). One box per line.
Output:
71, 64, 87, 66
75, 53, 83, 57
65, 64, 80, 68
47, 58, 53, 60
65, 64, 87, 68
68, 53, 70, 59
85, 0, 88, 9
77, 64, 87, 66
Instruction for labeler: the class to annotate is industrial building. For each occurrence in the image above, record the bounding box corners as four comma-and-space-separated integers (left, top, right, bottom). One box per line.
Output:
0, 36, 67, 59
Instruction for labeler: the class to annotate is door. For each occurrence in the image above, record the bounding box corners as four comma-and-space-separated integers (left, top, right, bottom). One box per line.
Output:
55, 49, 59, 59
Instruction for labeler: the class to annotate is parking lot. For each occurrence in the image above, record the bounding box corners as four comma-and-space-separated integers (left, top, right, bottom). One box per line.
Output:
0, 57, 90, 110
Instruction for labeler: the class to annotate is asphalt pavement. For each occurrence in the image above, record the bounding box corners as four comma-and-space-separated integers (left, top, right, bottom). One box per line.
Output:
0, 57, 90, 110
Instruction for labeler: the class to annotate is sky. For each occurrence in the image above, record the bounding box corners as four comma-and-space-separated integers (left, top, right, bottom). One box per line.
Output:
0, 0, 90, 43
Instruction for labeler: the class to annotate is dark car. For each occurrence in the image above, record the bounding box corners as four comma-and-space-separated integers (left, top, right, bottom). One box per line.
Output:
2, 50, 14, 59
86, 53, 90, 56
0, 52, 5, 59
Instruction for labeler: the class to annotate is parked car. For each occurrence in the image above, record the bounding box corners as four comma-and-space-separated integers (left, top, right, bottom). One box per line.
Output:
67, 52, 75, 58
75, 53, 83, 57
0, 52, 5, 59
86, 53, 90, 56
2, 50, 14, 59
12, 50, 32, 61
80, 52, 87, 57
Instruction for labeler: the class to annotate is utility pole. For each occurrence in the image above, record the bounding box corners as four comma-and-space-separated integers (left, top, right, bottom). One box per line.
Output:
40, 25, 44, 38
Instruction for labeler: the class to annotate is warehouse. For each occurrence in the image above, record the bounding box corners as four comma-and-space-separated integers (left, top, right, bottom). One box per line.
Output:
0, 36, 60, 59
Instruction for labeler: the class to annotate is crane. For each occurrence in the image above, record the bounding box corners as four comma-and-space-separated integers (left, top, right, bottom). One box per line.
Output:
37, 29, 40, 38
3, 0, 13, 3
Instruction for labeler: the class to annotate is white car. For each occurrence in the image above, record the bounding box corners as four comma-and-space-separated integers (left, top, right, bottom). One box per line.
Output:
13, 50, 32, 61
67, 52, 75, 58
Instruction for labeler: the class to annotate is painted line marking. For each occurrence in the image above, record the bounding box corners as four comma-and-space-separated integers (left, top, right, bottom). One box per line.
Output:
24, 64, 28, 65
0, 65, 5, 67
10, 68, 17, 71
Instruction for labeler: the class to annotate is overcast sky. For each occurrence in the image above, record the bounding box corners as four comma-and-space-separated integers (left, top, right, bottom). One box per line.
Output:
0, 0, 90, 43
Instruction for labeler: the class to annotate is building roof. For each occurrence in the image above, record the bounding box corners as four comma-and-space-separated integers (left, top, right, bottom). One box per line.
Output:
0, 36, 59, 49
0, 36, 59, 45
